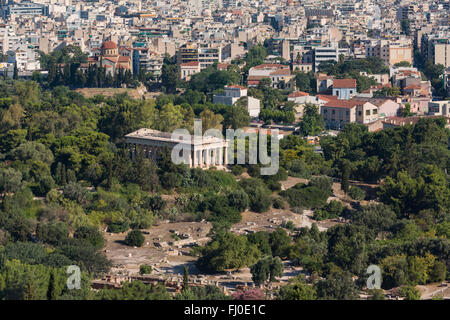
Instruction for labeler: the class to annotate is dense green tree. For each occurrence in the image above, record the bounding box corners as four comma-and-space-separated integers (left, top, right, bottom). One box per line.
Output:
250, 255, 284, 285
194, 231, 261, 272
299, 104, 324, 136
277, 276, 317, 300
124, 230, 145, 247
316, 271, 358, 300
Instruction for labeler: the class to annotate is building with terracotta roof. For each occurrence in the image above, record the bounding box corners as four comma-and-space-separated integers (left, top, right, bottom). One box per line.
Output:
180, 61, 200, 81
248, 63, 293, 88
90, 40, 132, 76
321, 99, 379, 129
332, 79, 357, 99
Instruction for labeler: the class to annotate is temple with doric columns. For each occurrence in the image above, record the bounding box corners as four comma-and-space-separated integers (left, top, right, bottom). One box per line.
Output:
125, 128, 229, 169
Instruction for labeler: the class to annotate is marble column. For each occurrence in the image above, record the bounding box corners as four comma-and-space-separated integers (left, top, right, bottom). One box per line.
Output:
218, 147, 223, 166
198, 149, 203, 168
204, 149, 210, 168
212, 148, 217, 166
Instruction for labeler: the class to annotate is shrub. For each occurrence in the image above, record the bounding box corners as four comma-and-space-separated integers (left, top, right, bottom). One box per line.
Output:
249, 187, 272, 212
107, 220, 129, 233
247, 165, 261, 178
139, 264, 153, 275
125, 230, 145, 247
36, 221, 69, 246
272, 197, 285, 209
287, 159, 311, 178
231, 165, 245, 176
74, 225, 105, 249
227, 190, 249, 212
313, 200, 344, 221
280, 184, 328, 209
348, 186, 365, 201
308, 176, 333, 195
63, 182, 92, 205
399, 286, 421, 300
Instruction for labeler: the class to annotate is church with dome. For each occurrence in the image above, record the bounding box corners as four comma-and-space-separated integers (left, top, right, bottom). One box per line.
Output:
88, 40, 132, 76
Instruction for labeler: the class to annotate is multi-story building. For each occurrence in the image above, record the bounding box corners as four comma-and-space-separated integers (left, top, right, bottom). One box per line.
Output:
321, 99, 379, 129
178, 43, 222, 70
422, 33, 450, 68
6, 2, 49, 17
332, 79, 357, 100
132, 47, 163, 78
428, 101, 450, 116
180, 61, 201, 81
314, 43, 350, 71
213, 85, 261, 118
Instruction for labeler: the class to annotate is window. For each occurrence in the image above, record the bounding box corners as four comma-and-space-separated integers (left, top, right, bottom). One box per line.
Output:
349, 90, 353, 94
366, 110, 370, 116
373, 109, 378, 114
346, 111, 349, 116
358, 111, 362, 116
324, 109, 328, 114
332, 110, 335, 115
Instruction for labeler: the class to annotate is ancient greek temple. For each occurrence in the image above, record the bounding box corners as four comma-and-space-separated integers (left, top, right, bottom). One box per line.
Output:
125, 128, 229, 168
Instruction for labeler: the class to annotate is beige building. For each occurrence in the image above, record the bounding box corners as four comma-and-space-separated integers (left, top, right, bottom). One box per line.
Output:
434, 43, 450, 68
321, 99, 379, 130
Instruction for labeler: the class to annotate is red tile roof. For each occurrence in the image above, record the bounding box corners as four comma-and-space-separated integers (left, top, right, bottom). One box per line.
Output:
270, 69, 291, 76
288, 91, 309, 98
101, 40, 118, 50
324, 99, 364, 109
333, 79, 357, 88
316, 94, 338, 102
180, 61, 200, 67
251, 63, 289, 70
226, 85, 247, 90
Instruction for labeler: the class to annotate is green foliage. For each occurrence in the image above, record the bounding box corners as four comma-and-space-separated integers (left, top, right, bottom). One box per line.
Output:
161, 63, 180, 93
399, 286, 421, 300
313, 200, 344, 221
188, 66, 240, 94
36, 221, 69, 246
227, 189, 249, 212
239, 178, 272, 213
277, 276, 317, 300
250, 256, 284, 285
139, 264, 152, 275
73, 225, 105, 250
379, 165, 450, 218
106, 220, 129, 233
125, 230, 145, 247
269, 227, 292, 258
350, 204, 397, 234
194, 231, 261, 273
373, 86, 402, 97
280, 184, 329, 210
294, 72, 316, 94
175, 285, 231, 300
231, 165, 245, 176
299, 104, 324, 136
318, 57, 389, 76
0, 168, 22, 196
316, 271, 358, 300
348, 186, 365, 201
272, 197, 286, 209
96, 281, 170, 300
